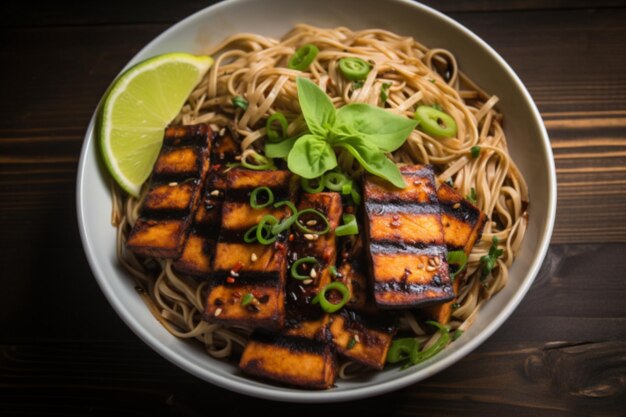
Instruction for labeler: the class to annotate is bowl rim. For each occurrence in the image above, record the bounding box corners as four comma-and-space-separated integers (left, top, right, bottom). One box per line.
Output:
76, 0, 557, 403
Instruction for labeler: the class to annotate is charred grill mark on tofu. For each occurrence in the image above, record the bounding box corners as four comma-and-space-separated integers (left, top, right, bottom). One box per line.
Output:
425, 184, 487, 324
285, 192, 343, 329
239, 193, 342, 388
437, 184, 487, 253
127, 124, 212, 259
204, 169, 297, 331
239, 332, 336, 389
327, 309, 396, 370
173, 132, 240, 277
364, 165, 454, 309
329, 237, 397, 368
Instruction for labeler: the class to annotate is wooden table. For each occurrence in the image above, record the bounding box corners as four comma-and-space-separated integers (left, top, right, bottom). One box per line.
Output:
1, 1, 625, 415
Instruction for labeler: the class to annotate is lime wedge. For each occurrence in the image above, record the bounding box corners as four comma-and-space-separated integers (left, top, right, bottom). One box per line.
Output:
98, 53, 213, 196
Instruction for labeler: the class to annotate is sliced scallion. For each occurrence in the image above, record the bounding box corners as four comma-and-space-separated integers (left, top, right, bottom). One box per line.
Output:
335, 214, 358, 236
291, 257, 319, 280
295, 208, 330, 234
250, 186, 274, 209
311, 281, 351, 313
446, 250, 468, 281
300, 177, 324, 193
323, 172, 348, 191
266, 112, 289, 143
338, 57, 371, 81
288, 44, 319, 71
241, 293, 255, 306
256, 215, 279, 244
414, 105, 457, 138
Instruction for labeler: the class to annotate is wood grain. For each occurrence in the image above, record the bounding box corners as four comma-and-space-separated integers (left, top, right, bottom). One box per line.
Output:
1, 1, 626, 415
2, 8, 626, 244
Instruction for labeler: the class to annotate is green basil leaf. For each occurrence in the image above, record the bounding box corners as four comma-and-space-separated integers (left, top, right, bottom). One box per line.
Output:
264, 137, 297, 158
287, 134, 337, 178
336, 103, 417, 152
296, 77, 336, 137
336, 136, 406, 188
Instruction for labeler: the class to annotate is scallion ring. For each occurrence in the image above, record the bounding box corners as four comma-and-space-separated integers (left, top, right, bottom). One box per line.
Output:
387, 338, 419, 364
243, 225, 259, 243
300, 177, 324, 193
414, 105, 458, 138
311, 282, 351, 313
335, 214, 358, 236
295, 208, 330, 234
256, 215, 279, 245
241, 150, 275, 171
287, 44, 319, 71
338, 57, 371, 81
323, 172, 348, 191
250, 186, 274, 209
266, 112, 289, 143
290, 257, 319, 280
271, 200, 298, 234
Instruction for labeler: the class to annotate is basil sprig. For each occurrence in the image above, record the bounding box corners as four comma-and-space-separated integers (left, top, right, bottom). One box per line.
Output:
283, 78, 417, 188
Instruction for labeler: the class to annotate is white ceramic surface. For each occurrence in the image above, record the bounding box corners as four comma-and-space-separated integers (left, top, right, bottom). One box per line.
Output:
77, 0, 556, 402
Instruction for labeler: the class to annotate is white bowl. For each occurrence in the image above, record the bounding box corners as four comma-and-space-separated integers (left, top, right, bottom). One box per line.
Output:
77, 0, 556, 402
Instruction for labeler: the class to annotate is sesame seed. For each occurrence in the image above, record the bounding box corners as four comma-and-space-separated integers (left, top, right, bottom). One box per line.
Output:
453, 203, 461, 209
230, 270, 240, 277
168, 182, 178, 187
304, 233, 319, 241
413, 180, 421, 185
250, 253, 258, 262
433, 257, 441, 266
219, 128, 226, 136
210, 190, 220, 196
310, 269, 317, 278
354, 334, 360, 343
390, 221, 401, 228
306, 219, 318, 226
214, 308, 223, 317
302, 279, 313, 285
426, 265, 437, 272
428, 257, 436, 266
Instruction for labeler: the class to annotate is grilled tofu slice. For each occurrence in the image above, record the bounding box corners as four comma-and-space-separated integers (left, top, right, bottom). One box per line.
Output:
425, 184, 487, 323
284, 192, 343, 336
327, 309, 396, 370
127, 124, 212, 259
205, 169, 297, 331
329, 237, 397, 368
364, 165, 454, 308
239, 193, 342, 388
240, 332, 336, 389
173, 132, 240, 277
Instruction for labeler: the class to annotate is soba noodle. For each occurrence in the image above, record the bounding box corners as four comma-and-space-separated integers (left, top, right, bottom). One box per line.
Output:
111, 24, 529, 371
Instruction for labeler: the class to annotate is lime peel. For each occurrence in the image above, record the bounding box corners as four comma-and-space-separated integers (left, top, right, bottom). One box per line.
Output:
98, 53, 213, 196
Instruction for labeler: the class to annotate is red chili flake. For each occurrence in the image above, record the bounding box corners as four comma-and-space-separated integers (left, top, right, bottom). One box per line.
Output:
392, 214, 400, 221
288, 234, 295, 242
232, 261, 244, 273
276, 242, 286, 251
252, 290, 262, 298
213, 164, 222, 171
226, 276, 235, 284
